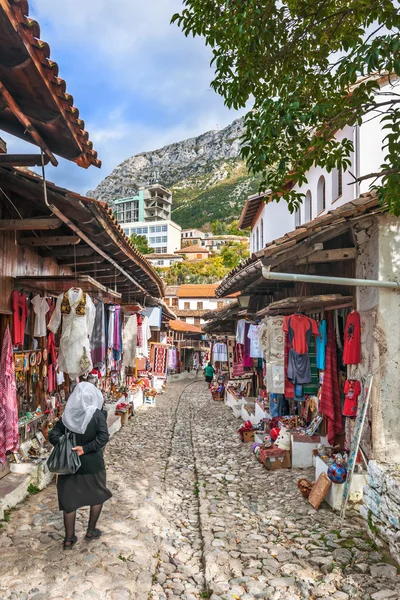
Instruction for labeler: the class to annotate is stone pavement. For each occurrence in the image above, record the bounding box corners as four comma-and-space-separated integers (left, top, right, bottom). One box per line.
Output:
0, 379, 399, 600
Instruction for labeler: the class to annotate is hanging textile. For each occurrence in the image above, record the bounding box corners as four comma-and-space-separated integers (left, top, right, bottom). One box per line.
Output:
319, 313, 343, 445
284, 333, 294, 399
248, 324, 262, 358
261, 316, 285, 365
0, 327, 19, 464
11, 290, 28, 346
122, 314, 138, 368
113, 305, 122, 361
303, 336, 319, 395
136, 314, 143, 349
316, 319, 327, 370
151, 344, 168, 376
236, 319, 246, 344
284, 314, 318, 384
168, 346, 178, 369
48, 288, 95, 379
108, 305, 115, 349
90, 299, 106, 367
140, 316, 151, 357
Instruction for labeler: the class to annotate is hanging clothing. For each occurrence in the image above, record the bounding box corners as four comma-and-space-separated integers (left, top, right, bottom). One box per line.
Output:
248, 324, 262, 358
343, 310, 361, 365
303, 336, 319, 395
0, 327, 19, 464
107, 305, 115, 349
266, 363, 285, 394
122, 314, 138, 368
316, 319, 327, 370
113, 305, 122, 361
343, 379, 362, 417
136, 314, 143, 349
48, 288, 95, 379
31, 294, 50, 337
236, 319, 246, 344
140, 316, 151, 357
90, 300, 106, 368
47, 331, 57, 366
284, 333, 294, 399
260, 316, 285, 365
168, 346, 178, 370
11, 290, 28, 346
213, 342, 228, 362
46, 297, 56, 325
319, 314, 343, 445
283, 314, 318, 354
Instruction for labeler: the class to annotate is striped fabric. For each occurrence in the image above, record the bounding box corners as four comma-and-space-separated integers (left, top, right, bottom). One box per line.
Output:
319, 314, 343, 445
0, 326, 19, 464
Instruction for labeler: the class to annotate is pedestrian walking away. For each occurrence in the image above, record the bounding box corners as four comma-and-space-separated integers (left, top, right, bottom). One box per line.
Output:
203, 362, 215, 387
49, 381, 112, 550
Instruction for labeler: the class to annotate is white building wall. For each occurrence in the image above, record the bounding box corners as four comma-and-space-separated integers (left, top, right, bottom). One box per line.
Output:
178, 297, 232, 310
249, 82, 397, 245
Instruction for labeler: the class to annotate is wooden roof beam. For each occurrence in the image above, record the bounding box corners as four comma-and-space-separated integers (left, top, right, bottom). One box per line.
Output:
0, 154, 50, 167
298, 247, 357, 265
0, 81, 58, 166
20, 235, 81, 246
0, 217, 62, 230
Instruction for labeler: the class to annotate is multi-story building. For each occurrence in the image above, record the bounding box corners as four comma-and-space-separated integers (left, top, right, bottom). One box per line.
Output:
201, 234, 250, 253
164, 284, 235, 326
114, 184, 182, 254
181, 229, 205, 243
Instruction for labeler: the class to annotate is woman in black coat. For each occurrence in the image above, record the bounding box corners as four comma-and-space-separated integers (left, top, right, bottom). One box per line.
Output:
49, 381, 112, 550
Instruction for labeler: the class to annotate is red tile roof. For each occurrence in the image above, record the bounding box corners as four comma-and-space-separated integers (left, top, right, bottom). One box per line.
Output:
168, 319, 202, 334
177, 284, 218, 298
177, 245, 210, 254
0, 0, 100, 168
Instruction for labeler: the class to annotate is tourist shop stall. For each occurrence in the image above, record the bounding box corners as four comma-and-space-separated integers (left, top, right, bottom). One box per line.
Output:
165, 320, 208, 381
205, 195, 389, 508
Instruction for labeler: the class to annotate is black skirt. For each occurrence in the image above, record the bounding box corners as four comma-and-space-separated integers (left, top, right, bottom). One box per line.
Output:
57, 470, 112, 513
205, 375, 213, 383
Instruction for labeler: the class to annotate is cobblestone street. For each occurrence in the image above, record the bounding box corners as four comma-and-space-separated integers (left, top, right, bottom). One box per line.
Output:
0, 379, 399, 600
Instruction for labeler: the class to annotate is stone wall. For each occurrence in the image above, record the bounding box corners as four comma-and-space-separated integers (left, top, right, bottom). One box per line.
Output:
361, 460, 400, 564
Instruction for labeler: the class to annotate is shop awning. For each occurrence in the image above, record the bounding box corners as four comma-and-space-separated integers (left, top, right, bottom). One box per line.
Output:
0, 166, 164, 301
0, 0, 100, 168
15, 275, 121, 300
216, 193, 381, 298
256, 294, 354, 317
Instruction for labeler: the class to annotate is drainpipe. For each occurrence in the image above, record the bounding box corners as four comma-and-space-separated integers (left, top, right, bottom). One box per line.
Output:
262, 266, 400, 290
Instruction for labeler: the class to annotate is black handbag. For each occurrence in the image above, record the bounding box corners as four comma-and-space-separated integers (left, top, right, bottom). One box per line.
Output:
47, 427, 81, 475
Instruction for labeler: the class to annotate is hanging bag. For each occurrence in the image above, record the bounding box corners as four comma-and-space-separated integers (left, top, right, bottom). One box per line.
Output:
47, 427, 81, 475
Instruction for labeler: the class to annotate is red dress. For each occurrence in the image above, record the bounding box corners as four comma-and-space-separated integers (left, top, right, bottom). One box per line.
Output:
343, 311, 361, 365
11, 290, 28, 346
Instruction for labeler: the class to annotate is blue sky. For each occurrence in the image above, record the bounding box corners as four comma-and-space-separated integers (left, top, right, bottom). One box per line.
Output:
3, 0, 245, 195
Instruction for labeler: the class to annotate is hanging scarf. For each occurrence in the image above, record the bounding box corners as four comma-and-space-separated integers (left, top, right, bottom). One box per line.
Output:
0, 327, 19, 464
319, 313, 343, 445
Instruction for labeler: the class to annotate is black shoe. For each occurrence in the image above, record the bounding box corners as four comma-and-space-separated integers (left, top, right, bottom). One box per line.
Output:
63, 535, 78, 550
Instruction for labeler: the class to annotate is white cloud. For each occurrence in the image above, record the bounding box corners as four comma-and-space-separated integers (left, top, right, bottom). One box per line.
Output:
16, 0, 249, 194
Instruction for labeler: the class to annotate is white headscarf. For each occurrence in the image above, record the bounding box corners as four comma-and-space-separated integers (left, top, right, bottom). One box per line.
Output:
62, 382, 104, 434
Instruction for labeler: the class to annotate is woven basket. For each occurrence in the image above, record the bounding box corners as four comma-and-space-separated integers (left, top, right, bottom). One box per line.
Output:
298, 478, 313, 498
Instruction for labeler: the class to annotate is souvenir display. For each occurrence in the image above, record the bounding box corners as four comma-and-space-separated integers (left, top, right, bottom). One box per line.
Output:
29, 352, 36, 366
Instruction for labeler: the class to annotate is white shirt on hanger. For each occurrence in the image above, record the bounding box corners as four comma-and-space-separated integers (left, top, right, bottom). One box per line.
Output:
248, 324, 262, 358
31, 295, 49, 337
140, 316, 152, 357
236, 319, 246, 344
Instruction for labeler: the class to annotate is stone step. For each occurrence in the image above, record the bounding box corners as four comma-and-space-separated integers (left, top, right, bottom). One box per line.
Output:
0, 472, 31, 519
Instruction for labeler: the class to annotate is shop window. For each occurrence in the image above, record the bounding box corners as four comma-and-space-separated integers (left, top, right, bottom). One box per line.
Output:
332, 167, 343, 200
197, 302, 203, 309
172, 298, 178, 307
304, 190, 312, 222
184, 302, 190, 309
317, 176, 326, 213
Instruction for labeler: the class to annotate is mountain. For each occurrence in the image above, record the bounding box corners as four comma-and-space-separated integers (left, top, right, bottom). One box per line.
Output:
87, 118, 261, 229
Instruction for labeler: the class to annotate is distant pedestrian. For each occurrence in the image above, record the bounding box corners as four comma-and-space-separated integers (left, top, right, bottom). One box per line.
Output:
49, 381, 112, 550
203, 362, 215, 388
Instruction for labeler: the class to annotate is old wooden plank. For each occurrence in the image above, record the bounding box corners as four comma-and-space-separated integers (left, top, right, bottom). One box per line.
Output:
0, 217, 62, 230
19, 235, 81, 246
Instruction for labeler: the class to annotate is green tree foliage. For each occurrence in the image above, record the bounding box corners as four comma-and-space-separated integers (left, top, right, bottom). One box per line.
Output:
162, 257, 229, 285
227, 220, 249, 236
211, 220, 228, 235
220, 241, 250, 269
172, 2, 400, 214
129, 233, 152, 255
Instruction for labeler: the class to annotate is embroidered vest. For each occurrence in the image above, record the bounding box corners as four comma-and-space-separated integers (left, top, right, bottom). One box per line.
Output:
61, 291, 87, 316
